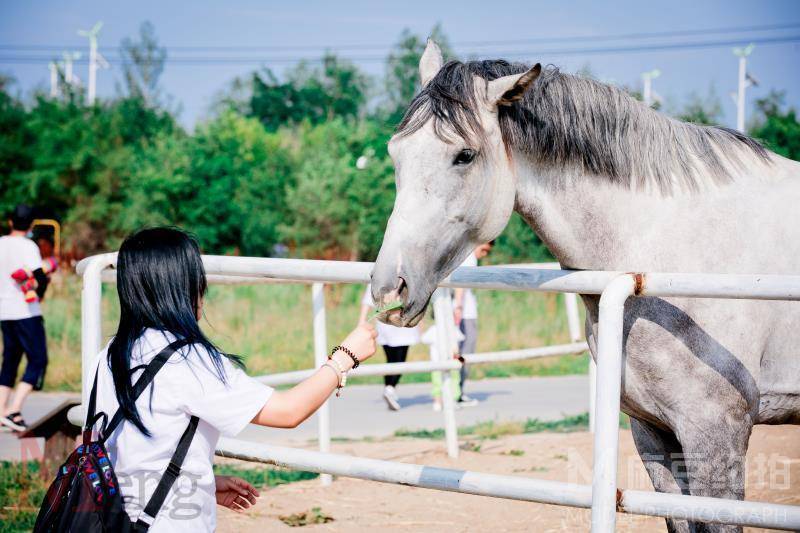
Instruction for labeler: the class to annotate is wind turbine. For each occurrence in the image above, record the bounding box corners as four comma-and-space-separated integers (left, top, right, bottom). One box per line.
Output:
48, 61, 59, 97
62, 51, 81, 86
732, 44, 756, 133
78, 21, 109, 104
641, 69, 661, 107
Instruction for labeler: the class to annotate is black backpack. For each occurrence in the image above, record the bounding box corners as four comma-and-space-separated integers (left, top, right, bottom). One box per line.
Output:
34, 339, 198, 532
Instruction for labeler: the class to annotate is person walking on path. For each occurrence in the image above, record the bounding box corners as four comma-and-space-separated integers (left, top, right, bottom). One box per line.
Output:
359, 284, 421, 410
0, 205, 51, 431
453, 241, 494, 407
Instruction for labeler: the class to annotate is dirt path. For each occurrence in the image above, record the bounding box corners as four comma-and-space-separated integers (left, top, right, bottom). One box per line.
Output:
217, 425, 799, 532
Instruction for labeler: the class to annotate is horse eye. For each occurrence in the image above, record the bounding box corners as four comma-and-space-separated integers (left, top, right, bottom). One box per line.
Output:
453, 149, 477, 166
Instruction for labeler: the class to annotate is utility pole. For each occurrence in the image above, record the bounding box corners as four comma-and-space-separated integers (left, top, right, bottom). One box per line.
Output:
641, 69, 661, 107
733, 44, 756, 133
78, 21, 107, 104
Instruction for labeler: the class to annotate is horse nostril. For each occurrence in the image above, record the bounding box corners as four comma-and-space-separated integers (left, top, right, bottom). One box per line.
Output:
396, 277, 409, 303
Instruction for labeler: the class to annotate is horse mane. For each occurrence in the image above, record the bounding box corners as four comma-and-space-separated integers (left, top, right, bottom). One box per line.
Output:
396, 59, 770, 194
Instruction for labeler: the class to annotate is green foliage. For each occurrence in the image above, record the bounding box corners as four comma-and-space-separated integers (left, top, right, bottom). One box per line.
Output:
490, 212, 553, 264
678, 86, 723, 125
182, 111, 294, 255
249, 54, 369, 131
750, 90, 800, 161
280, 119, 394, 259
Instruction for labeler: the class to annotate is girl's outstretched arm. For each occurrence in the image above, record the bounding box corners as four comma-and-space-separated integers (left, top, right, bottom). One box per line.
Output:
251, 323, 377, 428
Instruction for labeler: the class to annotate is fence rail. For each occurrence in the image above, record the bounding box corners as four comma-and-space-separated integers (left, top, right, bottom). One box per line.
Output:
75, 253, 800, 532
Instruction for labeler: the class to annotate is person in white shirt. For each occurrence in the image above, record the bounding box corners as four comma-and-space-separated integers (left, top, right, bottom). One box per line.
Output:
0, 205, 51, 432
452, 241, 494, 407
89, 227, 377, 532
359, 285, 421, 410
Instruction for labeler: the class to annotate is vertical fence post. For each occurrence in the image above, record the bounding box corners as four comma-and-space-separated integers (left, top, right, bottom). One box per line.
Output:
564, 291, 595, 433
432, 289, 459, 458
311, 283, 332, 486
81, 255, 108, 406
590, 275, 635, 533
565, 291, 596, 432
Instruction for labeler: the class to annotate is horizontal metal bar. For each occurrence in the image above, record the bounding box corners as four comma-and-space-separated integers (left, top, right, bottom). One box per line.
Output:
99, 269, 307, 285
463, 342, 588, 364
255, 360, 462, 387
76, 254, 800, 300
215, 439, 800, 531
254, 343, 587, 386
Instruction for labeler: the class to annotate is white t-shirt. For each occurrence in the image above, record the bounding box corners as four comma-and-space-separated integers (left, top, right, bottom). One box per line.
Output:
361, 285, 421, 347
0, 235, 42, 320
91, 328, 273, 532
458, 253, 479, 320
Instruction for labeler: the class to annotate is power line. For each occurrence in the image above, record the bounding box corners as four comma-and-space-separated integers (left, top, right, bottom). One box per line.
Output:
1, 34, 798, 66
0, 21, 798, 54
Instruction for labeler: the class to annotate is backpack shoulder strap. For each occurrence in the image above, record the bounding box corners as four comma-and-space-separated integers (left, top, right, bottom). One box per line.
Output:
101, 338, 191, 442
132, 415, 199, 532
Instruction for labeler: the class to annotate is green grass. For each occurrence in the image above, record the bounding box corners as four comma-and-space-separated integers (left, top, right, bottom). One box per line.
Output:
394, 412, 630, 440
0, 461, 47, 533
212, 464, 318, 487
4, 274, 587, 392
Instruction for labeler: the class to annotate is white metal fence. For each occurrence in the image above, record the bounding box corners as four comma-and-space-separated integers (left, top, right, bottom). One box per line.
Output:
73, 254, 800, 532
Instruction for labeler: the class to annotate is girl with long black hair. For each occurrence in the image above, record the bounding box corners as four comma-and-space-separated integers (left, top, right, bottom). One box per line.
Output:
90, 227, 376, 532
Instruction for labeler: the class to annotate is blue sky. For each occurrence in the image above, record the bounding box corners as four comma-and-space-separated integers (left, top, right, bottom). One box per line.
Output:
1, 0, 798, 129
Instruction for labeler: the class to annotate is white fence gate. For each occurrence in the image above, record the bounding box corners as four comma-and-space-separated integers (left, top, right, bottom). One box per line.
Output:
72, 254, 800, 532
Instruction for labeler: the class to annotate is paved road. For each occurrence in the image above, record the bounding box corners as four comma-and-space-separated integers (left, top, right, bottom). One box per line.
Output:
0, 376, 589, 460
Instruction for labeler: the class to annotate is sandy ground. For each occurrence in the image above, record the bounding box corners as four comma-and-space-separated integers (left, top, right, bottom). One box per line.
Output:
216, 425, 799, 532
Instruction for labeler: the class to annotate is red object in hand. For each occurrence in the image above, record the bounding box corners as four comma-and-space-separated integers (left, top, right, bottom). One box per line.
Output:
11, 268, 32, 283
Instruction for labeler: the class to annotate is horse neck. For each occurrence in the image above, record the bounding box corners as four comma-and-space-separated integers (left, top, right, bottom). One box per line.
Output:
513, 166, 634, 270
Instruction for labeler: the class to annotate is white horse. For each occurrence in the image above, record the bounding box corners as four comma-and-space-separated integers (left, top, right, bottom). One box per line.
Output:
370, 40, 800, 533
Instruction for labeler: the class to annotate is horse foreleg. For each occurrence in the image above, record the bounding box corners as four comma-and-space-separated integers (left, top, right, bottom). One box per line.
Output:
630, 418, 693, 533
676, 418, 753, 533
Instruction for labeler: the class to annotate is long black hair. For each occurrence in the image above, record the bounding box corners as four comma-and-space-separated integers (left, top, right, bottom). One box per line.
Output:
107, 227, 241, 436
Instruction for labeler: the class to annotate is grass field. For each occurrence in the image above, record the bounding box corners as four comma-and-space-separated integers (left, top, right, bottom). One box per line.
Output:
6, 273, 588, 392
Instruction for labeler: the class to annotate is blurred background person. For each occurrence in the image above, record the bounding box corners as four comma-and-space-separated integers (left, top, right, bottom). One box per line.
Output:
453, 240, 494, 407
0, 205, 51, 431
359, 284, 421, 410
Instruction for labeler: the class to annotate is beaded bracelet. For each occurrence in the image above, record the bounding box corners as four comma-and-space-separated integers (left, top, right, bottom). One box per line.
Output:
326, 358, 347, 396
331, 345, 359, 368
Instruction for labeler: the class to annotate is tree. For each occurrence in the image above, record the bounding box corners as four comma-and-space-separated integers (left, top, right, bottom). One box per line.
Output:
279, 119, 394, 260
0, 76, 34, 218
749, 90, 800, 161
181, 110, 294, 255
384, 24, 455, 123
119, 21, 167, 106
249, 54, 369, 131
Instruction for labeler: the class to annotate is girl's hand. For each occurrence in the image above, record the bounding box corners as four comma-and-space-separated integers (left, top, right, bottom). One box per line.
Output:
215, 475, 259, 512
341, 323, 378, 363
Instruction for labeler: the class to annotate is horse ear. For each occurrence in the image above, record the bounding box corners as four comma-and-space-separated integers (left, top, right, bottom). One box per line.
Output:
419, 39, 443, 87
488, 64, 542, 107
